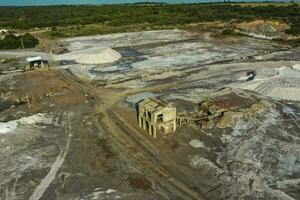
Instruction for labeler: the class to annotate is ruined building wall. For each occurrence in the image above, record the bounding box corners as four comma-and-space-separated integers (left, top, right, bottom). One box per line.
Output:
138, 99, 176, 139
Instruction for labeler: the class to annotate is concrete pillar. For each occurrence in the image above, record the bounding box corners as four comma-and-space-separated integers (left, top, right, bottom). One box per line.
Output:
153, 126, 157, 139
149, 123, 152, 135
152, 113, 157, 124
149, 124, 152, 136
138, 116, 142, 127
173, 120, 176, 133
143, 118, 146, 130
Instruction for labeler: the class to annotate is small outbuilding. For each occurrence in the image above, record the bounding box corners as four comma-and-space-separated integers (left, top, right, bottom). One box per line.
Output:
25, 56, 49, 71
138, 98, 176, 139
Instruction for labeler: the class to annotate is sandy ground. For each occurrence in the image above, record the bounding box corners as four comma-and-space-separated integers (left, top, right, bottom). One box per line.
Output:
0, 70, 167, 200
230, 65, 300, 101
1, 30, 300, 200
53, 47, 122, 65
66, 32, 286, 86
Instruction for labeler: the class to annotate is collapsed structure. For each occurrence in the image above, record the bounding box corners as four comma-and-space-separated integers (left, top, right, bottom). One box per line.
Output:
137, 90, 271, 139
138, 98, 176, 139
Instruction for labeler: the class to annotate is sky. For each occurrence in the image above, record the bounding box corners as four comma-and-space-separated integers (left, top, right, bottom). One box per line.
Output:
0, 0, 296, 6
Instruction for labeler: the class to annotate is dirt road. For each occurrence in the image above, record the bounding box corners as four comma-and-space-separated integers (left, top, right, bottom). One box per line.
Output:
59, 69, 206, 199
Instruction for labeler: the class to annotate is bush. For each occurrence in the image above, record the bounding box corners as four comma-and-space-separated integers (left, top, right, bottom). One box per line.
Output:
285, 21, 300, 36
0, 33, 39, 49
0, 34, 20, 49
21, 33, 39, 48
50, 31, 66, 38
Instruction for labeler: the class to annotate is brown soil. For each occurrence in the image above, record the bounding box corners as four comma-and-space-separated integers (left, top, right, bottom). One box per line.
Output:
127, 173, 152, 190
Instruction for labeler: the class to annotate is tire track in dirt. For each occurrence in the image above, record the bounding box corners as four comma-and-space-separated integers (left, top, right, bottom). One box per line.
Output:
29, 114, 73, 200
59, 69, 205, 199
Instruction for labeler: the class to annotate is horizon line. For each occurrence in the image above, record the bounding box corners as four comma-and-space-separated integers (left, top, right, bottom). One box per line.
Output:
1, 1, 299, 7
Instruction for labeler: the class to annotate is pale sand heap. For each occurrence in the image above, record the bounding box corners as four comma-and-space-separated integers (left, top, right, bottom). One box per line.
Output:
292, 64, 300, 71
54, 47, 121, 65
0, 113, 53, 134
234, 65, 300, 101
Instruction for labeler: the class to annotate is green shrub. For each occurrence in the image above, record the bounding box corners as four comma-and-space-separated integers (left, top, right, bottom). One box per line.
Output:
0, 34, 20, 49
21, 33, 39, 48
0, 33, 39, 49
285, 21, 300, 36
50, 31, 66, 38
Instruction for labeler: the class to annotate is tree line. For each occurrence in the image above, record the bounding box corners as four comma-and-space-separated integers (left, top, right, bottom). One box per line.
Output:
0, 3, 299, 34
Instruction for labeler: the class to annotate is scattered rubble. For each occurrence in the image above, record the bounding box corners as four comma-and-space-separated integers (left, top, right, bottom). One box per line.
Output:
174, 89, 272, 129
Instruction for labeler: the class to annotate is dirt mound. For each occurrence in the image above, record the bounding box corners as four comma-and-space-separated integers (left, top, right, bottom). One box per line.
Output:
235, 20, 290, 39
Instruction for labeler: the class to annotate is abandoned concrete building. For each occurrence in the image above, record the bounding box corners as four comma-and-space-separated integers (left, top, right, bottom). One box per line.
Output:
26, 56, 49, 68
138, 98, 176, 139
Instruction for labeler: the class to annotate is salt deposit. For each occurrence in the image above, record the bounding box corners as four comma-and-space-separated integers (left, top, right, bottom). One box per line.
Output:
293, 64, 300, 71
237, 79, 300, 102
52, 29, 286, 92
239, 31, 276, 40
83, 188, 119, 200
0, 113, 53, 135
279, 66, 300, 78
0, 121, 18, 134
18, 113, 53, 126
60, 29, 189, 51
266, 87, 300, 101
189, 139, 205, 148
232, 64, 300, 101
54, 47, 121, 65
190, 155, 221, 172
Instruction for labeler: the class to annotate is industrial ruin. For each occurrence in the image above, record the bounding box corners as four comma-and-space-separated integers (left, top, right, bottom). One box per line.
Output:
138, 98, 176, 138
24, 56, 49, 71
137, 90, 272, 138
1, 28, 300, 200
